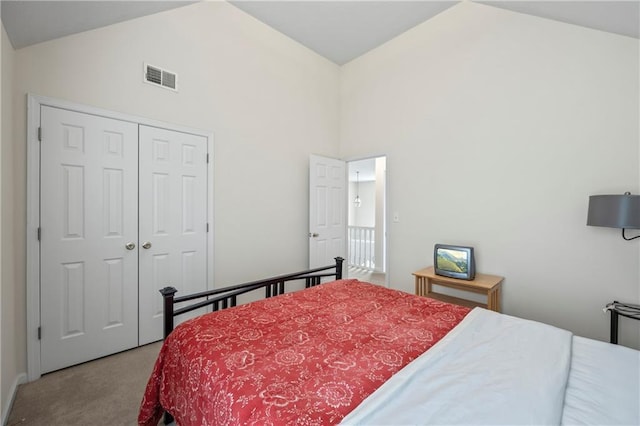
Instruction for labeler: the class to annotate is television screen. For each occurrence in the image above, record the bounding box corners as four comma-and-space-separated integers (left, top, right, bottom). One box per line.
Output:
434, 244, 475, 280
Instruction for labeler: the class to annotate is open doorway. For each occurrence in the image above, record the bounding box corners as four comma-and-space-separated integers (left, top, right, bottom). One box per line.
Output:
347, 157, 387, 286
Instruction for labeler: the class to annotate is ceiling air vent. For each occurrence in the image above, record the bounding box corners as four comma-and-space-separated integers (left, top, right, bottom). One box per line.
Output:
144, 63, 178, 91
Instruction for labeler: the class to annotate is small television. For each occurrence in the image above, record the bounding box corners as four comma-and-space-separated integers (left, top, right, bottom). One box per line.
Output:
434, 244, 475, 280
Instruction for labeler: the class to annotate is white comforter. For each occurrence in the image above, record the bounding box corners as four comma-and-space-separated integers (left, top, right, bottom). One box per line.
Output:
562, 336, 640, 425
342, 308, 574, 425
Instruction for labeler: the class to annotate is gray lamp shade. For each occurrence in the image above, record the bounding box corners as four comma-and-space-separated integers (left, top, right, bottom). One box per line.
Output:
587, 194, 640, 229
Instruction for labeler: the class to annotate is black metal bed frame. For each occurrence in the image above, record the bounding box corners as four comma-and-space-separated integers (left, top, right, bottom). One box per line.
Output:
159, 257, 344, 339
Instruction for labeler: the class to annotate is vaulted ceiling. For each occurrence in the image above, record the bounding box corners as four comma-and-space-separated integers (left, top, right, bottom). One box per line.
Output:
2, 1, 639, 65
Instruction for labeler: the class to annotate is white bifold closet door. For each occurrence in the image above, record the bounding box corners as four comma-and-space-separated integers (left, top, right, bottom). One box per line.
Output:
40, 106, 139, 373
39, 106, 209, 373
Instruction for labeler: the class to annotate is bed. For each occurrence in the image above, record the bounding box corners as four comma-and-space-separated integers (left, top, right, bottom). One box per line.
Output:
139, 258, 640, 425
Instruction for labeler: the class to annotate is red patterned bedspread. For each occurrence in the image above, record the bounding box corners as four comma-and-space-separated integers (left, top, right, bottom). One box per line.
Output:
138, 279, 470, 426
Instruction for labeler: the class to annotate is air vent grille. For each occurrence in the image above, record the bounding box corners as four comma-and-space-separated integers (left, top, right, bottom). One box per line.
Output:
162, 70, 176, 90
144, 63, 178, 91
146, 65, 162, 85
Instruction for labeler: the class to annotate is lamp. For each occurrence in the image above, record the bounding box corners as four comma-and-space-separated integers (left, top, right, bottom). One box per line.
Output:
354, 171, 362, 207
587, 192, 640, 240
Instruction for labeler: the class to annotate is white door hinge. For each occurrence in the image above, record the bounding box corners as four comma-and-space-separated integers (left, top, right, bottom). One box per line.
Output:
38, 127, 42, 142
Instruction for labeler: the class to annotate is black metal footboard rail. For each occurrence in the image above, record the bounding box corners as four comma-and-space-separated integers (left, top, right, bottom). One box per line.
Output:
159, 257, 344, 339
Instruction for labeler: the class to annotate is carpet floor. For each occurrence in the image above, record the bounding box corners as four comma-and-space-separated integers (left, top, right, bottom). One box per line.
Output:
346, 266, 386, 286
7, 342, 162, 426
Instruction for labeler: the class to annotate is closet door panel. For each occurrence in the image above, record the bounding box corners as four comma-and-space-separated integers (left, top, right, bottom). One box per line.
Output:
40, 106, 139, 373
139, 126, 209, 344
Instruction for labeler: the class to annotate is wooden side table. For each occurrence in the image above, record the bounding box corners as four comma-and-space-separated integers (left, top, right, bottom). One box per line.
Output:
413, 266, 504, 312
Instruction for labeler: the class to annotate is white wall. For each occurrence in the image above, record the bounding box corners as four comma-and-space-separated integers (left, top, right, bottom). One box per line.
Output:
7, 0, 339, 386
0, 15, 4, 423
1, 20, 20, 424
340, 1, 640, 348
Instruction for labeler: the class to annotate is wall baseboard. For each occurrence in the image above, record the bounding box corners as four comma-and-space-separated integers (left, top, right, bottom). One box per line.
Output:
1, 372, 27, 426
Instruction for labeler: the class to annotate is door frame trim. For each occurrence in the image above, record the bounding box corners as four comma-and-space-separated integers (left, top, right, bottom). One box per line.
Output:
26, 94, 215, 380
345, 155, 390, 288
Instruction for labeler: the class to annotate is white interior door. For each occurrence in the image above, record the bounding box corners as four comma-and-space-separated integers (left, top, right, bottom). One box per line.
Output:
309, 155, 346, 269
40, 106, 139, 373
138, 126, 209, 345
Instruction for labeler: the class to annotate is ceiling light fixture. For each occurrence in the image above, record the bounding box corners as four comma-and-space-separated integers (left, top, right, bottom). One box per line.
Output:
354, 171, 362, 207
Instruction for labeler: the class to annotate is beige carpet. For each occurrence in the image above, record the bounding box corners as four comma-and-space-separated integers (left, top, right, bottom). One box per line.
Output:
7, 342, 162, 426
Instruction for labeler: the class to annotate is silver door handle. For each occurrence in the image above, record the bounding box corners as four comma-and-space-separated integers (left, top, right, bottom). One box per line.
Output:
309, 233, 319, 238
142, 241, 152, 249
125, 242, 136, 250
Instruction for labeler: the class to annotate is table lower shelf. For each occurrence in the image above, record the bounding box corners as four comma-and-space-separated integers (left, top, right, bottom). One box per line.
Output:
425, 291, 488, 310
413, 267, 503, 312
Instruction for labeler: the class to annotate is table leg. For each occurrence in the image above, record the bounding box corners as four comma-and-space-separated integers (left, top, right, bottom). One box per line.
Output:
487, 287, 500, 312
